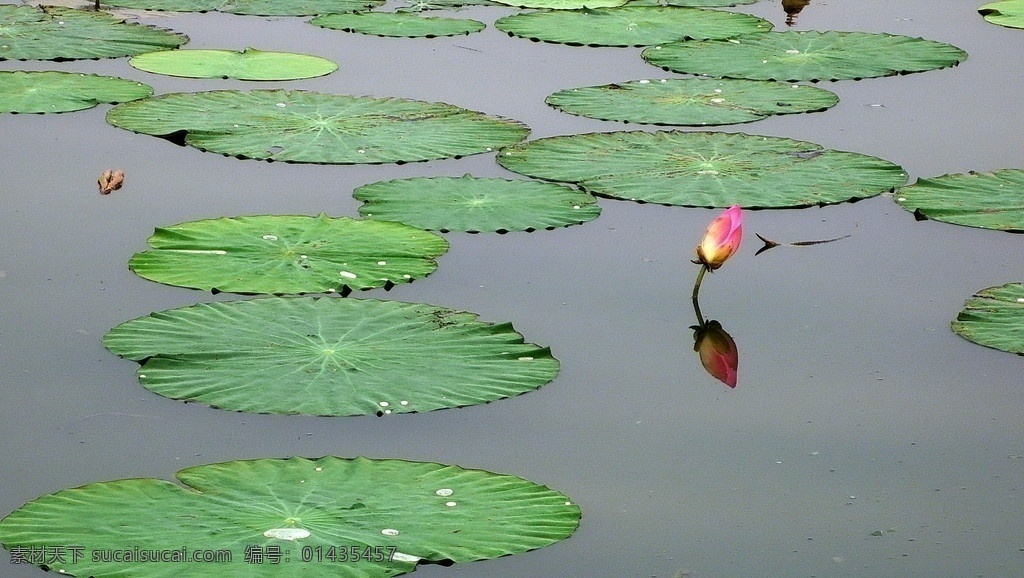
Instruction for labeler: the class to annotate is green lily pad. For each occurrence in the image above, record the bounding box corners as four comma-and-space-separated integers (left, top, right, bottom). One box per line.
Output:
497, 130, 907, 208
397, 0, 503, 12
490, 0, 628, 9
952, 283, 1024, 354
106, 90, 529, 164
0, 5, 187, 61
311, 12, 486, 38
495, 6, 771, 47
129, 214, 449, 294
642, 30, 968, 81
895, 169, 1024, 232
0, 456, 581, 577
0, 71, 152, 114
104, 297, 560, 415
354, 175, 601, 232
980, 0, 1024, 29
627, 0, 758, 6
101, 0, 385, 16
129, 48, 337, 80
545, 78, 837, 126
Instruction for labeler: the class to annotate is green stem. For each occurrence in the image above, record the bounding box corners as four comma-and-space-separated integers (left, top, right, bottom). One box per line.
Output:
691, 265, 708, 325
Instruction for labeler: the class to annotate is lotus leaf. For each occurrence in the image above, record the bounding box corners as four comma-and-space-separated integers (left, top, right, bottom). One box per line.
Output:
895, 169, 1024, 232
129, 48, 337, 80
497, 130, 908, 208
398, 0, 502, 12
642, 30, 968, 81
0, 456, 581, 577
490, 0, 628, 9
354, 175, 601, 232
106, 90, 529, 164
128, 214, 449, 294
545, 78, 838, 126
0, 71, 152, 114
952, 284, 1024, 354
311, 12, 486, 38
980, 0, 1024, 28
0, 5, 187, 61
101, 0, 384, 16
495, 6, 771, 47
104, 297, 560, 415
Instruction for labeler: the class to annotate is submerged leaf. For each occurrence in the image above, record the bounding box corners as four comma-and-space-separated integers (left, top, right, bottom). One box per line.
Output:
0, 456, 581, 577
128, 214, 449, 294
101, 0, 384, 16
106, 90, 529, 164
129, 48, 337, 80
895, 169, 1024, 232
104, 297, 560, 415
311, 12, 486, 38
0, 5, 187, 61
545, 78, 837, 126
952, 283, 1024, 354
498, 130, 907, 208
0, 71, 152, 114
643, 30, 967, 81
495, 6, 771, 47
354, 175, 601, 232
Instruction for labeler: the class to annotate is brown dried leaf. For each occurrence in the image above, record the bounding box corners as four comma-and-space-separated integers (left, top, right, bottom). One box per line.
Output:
98, 169, 125, 194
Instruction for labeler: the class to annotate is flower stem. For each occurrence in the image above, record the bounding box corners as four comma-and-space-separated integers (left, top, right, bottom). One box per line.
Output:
691, 264, 708, 302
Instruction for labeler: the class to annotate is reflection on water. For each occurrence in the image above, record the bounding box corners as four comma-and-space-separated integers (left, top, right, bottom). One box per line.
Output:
691, 298, 739, 388
782, 0, 810, 26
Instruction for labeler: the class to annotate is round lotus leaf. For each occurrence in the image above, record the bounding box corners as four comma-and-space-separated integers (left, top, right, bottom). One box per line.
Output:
106, 90, 529, 164
0, 456, 581, 577
102, 0, 385, 16
104, 297, 560, 415
311, 12, 486, 38
128, 214, 449, 294
895, 169, 1024, 232
398, 0, 504, 12
642, 30, 968, 81
980, 0, 1024, 29
545, 78, 837, 126
129, 48, 337, 80
0, 5, 187, 61
497, 130, 908, 208
354, 175, 601, 232
490, 0, 628, 9
495, 6, 771, 47
0, 71, 153, 114
952, 284, 1024, 355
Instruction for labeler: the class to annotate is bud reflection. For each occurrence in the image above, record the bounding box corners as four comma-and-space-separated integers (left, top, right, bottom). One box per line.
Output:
691, 319, 739, 388
782, 0, 810, 26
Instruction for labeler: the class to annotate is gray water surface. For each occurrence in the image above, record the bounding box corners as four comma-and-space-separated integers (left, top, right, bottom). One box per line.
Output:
2, 1, 1023, 577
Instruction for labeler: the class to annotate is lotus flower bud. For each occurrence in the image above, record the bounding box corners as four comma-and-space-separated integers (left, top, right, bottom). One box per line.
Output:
692, 320, 738, 388
695, 205, 742, 271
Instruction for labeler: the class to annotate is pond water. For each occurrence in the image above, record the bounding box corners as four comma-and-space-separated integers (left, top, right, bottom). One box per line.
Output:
2, 0, 1023, 577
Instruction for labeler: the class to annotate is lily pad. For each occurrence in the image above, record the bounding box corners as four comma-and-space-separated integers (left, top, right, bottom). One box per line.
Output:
545, 78, 838, 126
495, 6, 771, 47
0, 456, 581, 577
490, 0, 628, 9
895, 169, 1024, 232
106, 90, 529, 164
952, 284, 1024, 354
497, 130, 907, 208
101, 0, 385, 16
128, 214, 449, 294
129, 48, 337, 80
354, 175, 601, 232
627, 0, 757, 5
0, 71, 152, 114
0, 5, 187, 61
980, 0, 1024, 29
311, 12, 486, 38
398, 0, 503, 12
642, 30, 968, 81
104, 297, 560, 415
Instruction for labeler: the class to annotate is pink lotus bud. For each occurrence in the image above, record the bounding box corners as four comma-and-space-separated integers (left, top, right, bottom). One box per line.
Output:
692, 320, 738, 388
695, 205, 742, 270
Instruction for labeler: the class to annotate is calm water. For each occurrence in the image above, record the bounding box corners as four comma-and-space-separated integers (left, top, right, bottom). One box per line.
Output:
2, 1, 1023, 577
